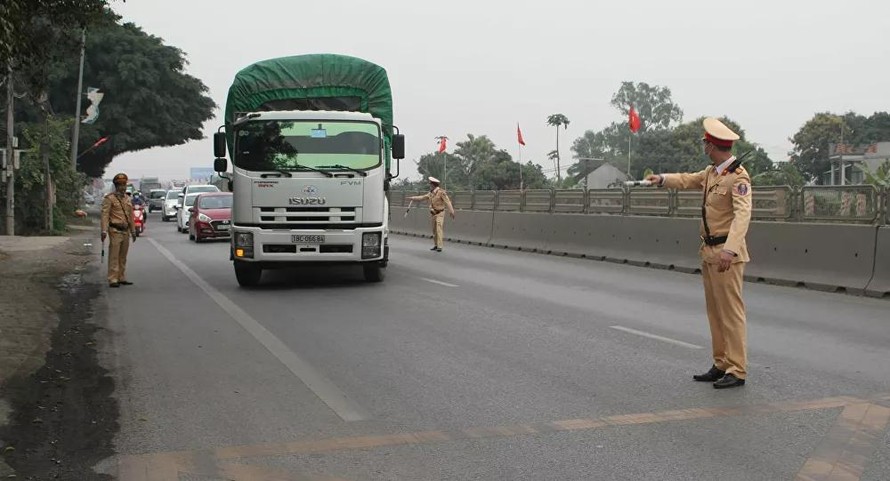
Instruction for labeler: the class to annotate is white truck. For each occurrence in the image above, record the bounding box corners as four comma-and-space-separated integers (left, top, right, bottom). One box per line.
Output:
212, 54, 405, 287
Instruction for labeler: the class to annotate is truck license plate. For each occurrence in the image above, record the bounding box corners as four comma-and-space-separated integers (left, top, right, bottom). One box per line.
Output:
292, 235, 325, 244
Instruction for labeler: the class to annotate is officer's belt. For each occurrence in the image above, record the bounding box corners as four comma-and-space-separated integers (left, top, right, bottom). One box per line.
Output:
702, 235, 728, 246
430, 208, 444, 215
108, 223, 129, 231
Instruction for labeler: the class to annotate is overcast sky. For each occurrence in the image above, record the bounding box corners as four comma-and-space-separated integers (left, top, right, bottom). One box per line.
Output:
107, 0, 890, 182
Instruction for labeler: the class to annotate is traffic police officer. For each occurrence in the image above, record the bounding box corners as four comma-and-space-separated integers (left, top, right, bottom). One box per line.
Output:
101, 173, 137, 288
408, 176, 455, 252
646, 118, 752, 389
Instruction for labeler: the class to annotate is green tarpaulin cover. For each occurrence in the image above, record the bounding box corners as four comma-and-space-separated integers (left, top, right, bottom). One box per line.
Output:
225, 54, 393, 167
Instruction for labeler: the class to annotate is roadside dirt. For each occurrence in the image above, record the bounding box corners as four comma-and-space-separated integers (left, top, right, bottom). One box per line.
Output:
0, 227, 119, 480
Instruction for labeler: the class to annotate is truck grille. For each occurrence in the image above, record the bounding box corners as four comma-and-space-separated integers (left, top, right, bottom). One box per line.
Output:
257, 207, 357, 224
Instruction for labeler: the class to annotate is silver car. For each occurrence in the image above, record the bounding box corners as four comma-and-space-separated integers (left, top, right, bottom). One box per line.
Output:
148, 189, 167, 213
162, 190, 181, 222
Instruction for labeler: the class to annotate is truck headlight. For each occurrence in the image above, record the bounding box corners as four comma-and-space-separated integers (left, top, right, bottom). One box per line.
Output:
362, 232, 382, 259
234, 232, 254, 259
234, 232, 253, 247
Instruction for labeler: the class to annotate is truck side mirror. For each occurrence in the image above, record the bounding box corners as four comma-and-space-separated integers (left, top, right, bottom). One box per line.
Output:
392, 134, 405, 160
214, 157, 228, 173
213, 132, 227, 158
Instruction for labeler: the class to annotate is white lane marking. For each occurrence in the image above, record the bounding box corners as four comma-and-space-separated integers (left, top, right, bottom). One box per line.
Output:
419, 277, 459, 288
147, 238, 369, 422
609, 325, 703, 350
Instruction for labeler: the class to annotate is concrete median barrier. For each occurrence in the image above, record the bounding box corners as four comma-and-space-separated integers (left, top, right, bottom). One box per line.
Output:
392, 208, 886, 297
746, 223, 878, 295
446, 210, 495, 245
391, 208, 495, 246
490, 212, 550, 252
488, 213, 703, 272
389, 207, 428, 237
865, 226, 890, 298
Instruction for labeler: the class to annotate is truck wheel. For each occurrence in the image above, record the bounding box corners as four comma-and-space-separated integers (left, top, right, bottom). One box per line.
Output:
363, 263, 385, 283
234, 261, 262, 287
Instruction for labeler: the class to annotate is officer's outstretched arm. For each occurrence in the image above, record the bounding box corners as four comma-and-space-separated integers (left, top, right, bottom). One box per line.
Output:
660, 168, 709, 190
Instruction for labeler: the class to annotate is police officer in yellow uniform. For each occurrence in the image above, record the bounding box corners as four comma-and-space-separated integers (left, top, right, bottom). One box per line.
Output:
408, 176, 455, 252
646, 118, 752, 389
101, 173, 137, 288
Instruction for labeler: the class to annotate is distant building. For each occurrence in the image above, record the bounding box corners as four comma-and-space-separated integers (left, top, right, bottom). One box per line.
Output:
584, 162, 629, 189
824, 142, 890, 185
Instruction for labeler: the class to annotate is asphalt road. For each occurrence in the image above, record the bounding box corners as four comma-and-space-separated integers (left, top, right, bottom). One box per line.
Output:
95, 212, 890, 481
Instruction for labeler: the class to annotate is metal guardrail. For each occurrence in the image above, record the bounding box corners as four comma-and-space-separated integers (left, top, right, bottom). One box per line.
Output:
588, 189, 624, 214
394, 186, 889, 225
801, 185, 879, 223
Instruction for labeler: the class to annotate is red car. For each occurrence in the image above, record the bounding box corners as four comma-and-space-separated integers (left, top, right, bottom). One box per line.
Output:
188, 192, 233, 242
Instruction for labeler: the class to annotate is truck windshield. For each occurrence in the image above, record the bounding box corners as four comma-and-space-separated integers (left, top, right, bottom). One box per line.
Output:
234, 120, 381, 172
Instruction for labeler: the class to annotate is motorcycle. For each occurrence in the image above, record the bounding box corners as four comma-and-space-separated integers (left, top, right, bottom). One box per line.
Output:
133, 204, 145, 236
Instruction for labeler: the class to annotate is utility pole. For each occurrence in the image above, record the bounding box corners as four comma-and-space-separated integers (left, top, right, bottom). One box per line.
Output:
576, 157, 604, 190
5, 62, 15, 236
70, 28, 86, 170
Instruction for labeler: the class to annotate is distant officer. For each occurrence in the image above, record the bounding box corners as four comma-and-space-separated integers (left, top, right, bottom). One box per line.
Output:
101, 173, 137, 288
645, 117, 753, 389
408, 176, 455, 252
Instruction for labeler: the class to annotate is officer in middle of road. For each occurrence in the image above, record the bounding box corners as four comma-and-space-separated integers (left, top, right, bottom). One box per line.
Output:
408, 176, 455, 252
645, 117, 753, 390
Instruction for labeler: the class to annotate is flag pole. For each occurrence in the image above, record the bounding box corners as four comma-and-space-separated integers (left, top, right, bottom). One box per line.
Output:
519, 144, 524, 192
627, 134, 631, 178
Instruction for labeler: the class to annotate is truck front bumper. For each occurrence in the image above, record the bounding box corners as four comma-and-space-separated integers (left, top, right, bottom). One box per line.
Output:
230, 226, 387, 265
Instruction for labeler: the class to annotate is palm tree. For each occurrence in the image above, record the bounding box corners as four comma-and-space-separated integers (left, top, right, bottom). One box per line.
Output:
547, 114, 570, 181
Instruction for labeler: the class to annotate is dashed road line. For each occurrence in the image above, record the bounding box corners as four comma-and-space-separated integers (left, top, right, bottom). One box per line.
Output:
609, 325, 703, 349
419, 277, 459, 287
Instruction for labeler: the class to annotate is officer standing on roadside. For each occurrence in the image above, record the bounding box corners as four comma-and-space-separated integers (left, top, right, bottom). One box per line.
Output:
645, 117, 753, 389
408, 176, 455, 252
101, 173, 137, 288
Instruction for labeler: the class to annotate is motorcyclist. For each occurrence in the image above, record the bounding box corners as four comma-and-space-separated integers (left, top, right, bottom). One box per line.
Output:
131, 192, 147, 223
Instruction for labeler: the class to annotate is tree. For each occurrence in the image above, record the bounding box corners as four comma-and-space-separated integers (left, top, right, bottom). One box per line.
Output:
752, 162, 806, 187
790, 111, 890, 184
414, 152, 464, 188
568, 81, 683, 179
15, 116, 86, 233
0, 0, 109, 68
863, 160, 890, 188
610, 81, 683, 133
39, 12, 216, 177
453, 134, 498, 189
634, 116, 774, 178
546, 113, 570, 181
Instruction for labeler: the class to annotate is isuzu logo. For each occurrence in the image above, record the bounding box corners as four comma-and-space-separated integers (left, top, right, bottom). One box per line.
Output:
289, 197, 327, 205
290, 184, 325, 205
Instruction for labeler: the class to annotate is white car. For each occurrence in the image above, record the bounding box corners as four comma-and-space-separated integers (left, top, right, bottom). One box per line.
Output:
176, 193, 201, 233
161, 190, 181, 221
181, 184, 220, 198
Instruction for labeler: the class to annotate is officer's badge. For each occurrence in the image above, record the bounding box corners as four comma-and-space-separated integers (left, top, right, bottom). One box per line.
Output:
735, 183, 750, 196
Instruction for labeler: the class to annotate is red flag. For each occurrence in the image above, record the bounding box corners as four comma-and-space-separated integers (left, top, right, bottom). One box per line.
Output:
436, 136, 447, 153
628, 106, 641, 133
517, 123, 526, 146
92, 136, 110, 148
